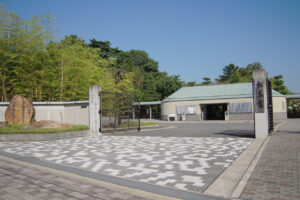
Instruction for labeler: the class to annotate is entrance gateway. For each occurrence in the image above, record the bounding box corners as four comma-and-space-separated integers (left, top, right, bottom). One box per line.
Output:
99, 91, 141, 133
253, 69, 273, 138
200, 103, 228, 120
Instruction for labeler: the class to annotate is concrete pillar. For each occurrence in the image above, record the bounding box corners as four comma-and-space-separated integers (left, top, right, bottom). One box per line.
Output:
132, 107, 135, 119
149, 106, 152, 119
253, 70, 268, 139
89, 85, 101, 136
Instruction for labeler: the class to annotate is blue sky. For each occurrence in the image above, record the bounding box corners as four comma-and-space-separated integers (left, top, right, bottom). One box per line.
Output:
3, 0, 300, 92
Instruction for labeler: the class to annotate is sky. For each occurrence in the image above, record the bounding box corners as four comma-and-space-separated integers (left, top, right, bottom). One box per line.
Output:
2, 0, 300, 92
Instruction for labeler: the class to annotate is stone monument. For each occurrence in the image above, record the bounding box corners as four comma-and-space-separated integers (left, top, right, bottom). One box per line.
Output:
253, 70, 269, 139
5, 95, 35, 125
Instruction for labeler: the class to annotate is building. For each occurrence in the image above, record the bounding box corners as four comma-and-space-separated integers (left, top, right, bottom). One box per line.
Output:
161, 82, 287, 121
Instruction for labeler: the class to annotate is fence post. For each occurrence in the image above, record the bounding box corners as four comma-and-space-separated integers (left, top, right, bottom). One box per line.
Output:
89, 85, 101, 136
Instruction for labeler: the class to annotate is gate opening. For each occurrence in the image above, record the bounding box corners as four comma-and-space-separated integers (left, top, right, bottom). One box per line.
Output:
201, 103, 227, 120
99, 91, 141, 133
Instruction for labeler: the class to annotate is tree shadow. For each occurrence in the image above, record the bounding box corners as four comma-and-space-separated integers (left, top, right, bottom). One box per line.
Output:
214, 130, 255, 138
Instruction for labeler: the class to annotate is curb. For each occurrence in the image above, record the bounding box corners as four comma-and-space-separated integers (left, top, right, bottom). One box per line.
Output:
231, 136, 270, 198
204, 138, 265, 198
0, 130, 89, 142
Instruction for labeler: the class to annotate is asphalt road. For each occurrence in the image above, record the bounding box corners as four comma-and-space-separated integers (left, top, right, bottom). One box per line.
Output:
105, 121, 255, 138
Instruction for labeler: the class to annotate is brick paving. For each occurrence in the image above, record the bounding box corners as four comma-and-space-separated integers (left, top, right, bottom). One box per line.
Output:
240, 119, 300, 200
0, 136, 252, 192
0, 158, 152, 200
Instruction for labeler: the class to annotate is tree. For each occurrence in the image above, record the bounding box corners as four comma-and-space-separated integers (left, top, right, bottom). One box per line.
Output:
141, 73, 159, 101
156, 72, 182, 100
117, 50, 159, 73
202, 77, 212, 85
270, 75, 290, 95
217, 63, 239, 83
185, 81, 197, 86
246, 62, 263, 70
89, 39, 121, 59
0, 4, 21, 101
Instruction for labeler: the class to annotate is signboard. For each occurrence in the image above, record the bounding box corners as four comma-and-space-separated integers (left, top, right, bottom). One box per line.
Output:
230, 102, 252, 113
255, 81, 265, 113
176, 104, 196, 114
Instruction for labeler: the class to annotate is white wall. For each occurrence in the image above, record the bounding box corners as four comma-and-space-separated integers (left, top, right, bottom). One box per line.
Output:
161, 97, 286, 121
0, 101, 89, 125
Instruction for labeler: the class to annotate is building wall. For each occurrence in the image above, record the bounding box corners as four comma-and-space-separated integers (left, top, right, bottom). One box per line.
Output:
0, 101, 89, 125
161, 97, 286, 121
272, 96, 287, 120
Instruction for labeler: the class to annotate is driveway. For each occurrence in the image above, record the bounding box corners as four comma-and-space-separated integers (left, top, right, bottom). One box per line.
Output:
0, 135, 252, 194
108, 121, 255, 138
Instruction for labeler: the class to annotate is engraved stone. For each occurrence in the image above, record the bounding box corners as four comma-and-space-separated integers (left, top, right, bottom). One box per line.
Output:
5, 95, 35, 125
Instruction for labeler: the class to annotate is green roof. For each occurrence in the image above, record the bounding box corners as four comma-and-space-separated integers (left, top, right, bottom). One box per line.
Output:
285, 94, 300, 99
163, 82, 284, 102
132, 101, 161, 106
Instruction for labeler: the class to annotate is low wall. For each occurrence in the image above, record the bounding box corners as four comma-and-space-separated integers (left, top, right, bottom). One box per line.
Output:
0, 130, 89, 142
229, 113, 253, 120
0, 101, 89, 126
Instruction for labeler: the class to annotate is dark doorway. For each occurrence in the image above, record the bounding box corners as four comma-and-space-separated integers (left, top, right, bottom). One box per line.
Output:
206, 103, 227, 120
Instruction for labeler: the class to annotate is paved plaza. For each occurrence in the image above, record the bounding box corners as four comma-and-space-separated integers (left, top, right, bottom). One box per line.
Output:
0, 136, 252, 193
0, 157, 154, 200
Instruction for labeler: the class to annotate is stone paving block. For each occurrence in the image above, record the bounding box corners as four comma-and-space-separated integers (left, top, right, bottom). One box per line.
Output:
240, 119, 300, 200
0, 157, 152, 200
0, 136, 252, 193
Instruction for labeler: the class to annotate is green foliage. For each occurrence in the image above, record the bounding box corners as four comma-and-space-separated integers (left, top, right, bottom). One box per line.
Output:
103, 121, 156, 129
270, 75, 290, 95
202, 77, 212, 85
217, 63, 239, 82
0, 5, 139, 102
213, 62, 290, 94
0, 124, 88, 134
89, 39, 121, 59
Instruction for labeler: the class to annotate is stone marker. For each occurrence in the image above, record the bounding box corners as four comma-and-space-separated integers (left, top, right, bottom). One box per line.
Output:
5, 95, 35, 125
23, 120, 72, 130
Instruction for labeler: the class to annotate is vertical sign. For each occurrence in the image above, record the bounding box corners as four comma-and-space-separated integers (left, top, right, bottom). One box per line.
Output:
253, 70, 268, 139
255, 81, 265, 113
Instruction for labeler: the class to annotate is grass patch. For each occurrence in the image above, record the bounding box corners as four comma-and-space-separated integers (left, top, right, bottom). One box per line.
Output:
103, 121, 156, 129
0, 124, 88, 134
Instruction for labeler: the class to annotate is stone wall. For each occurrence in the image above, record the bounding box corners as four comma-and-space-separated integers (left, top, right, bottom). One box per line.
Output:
0, 101, 89, 126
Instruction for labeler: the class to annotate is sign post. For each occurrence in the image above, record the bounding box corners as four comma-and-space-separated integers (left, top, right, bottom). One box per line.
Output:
253, 70, 269, 138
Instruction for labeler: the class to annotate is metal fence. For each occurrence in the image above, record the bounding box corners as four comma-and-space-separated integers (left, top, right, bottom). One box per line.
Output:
99, 91, 141, 133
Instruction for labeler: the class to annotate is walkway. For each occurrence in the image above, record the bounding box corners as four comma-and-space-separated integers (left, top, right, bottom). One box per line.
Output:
0, 156, 153, 200
0, 136, 252, 193
240, 119, 300, 200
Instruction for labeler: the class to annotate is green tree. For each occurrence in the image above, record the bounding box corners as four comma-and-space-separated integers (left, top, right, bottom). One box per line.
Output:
270, 75, 290, 95
156, 72, 182, 100
141, 73, 159, 101
217, 63, 239, 82
202, 77, 212, 85
89, 39, 121, 59
0, 4, 21, 101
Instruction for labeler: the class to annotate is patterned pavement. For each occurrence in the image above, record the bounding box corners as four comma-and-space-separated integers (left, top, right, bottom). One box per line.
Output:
0, 136, 252, 193
0, 158, 152, 200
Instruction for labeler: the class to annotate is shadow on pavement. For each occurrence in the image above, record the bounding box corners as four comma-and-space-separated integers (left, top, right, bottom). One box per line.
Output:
214, 130, 255, 138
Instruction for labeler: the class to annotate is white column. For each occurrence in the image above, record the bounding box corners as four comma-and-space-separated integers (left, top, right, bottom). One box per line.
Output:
149, 106, 152, 119
89, 85, 101, 136
253, 70, 268, 139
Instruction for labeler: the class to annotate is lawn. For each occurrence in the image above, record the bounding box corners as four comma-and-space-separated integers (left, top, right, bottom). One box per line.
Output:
103, 121, 156, 129
0, 124, 89, 134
